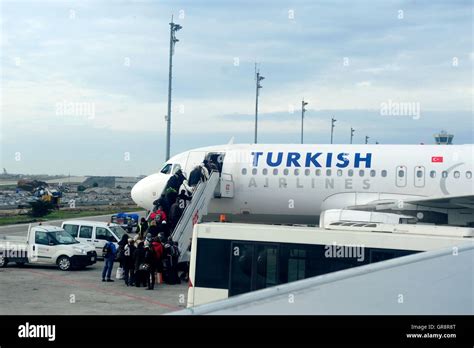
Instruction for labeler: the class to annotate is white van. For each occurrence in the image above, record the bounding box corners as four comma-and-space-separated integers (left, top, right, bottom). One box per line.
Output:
61, 220, 128, 258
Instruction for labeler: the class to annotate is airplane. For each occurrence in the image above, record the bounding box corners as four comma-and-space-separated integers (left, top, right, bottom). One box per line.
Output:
131, 144, 474, 226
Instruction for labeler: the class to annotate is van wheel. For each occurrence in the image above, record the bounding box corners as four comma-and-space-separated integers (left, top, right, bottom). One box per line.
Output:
0, 255, 8, 268
57, 256, 71, 271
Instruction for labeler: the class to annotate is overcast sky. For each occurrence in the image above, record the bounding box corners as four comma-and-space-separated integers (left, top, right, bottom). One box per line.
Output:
1, 0, 472, 176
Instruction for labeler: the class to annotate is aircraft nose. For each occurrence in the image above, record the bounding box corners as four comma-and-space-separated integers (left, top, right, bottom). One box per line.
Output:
131, 173, 168, 210
131, 180, 144, 207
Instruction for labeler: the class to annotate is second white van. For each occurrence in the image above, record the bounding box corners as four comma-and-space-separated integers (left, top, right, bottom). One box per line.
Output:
61, 220, 128, 258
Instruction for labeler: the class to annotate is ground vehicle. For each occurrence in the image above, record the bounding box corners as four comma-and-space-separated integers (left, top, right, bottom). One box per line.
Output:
110, 213, 139, 233
0, 225, 97, 271
61, 220, 127, 257
187, 222, 473, 307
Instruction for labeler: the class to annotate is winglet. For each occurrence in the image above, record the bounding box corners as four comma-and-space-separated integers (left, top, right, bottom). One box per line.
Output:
227, 136, 235, 145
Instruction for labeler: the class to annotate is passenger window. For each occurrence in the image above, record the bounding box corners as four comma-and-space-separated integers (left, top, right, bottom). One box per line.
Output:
359, 170, 365, 177
381, 170, 387, 177
273, 168, 278, 175
96, 227, 112, 241
294, 169, 299, 176
370, 170, 376, 177
252, 168, 257, 175
336, 170, 342, 176
288, 248, 306, 282
79, 226, 93, 239
262, 168, 268, 175
467, 171, 472, 179
230, 243, 254, 296
304, 169, 310, 176
35, 231, 49, 245
255, 244, 278, 290
453, 171, 460, 179
160, 163, 172, 175
326, 169, 332, 176
398, 170, 405, 178
348, 169, 354, 177
430, 170, 436, 178
283, 169, 289, 176
63, 224, 79, 237
416, 170, 423, 178
315, 169, 321, 176
241, 168, 247, 175
442, 171, 448, 178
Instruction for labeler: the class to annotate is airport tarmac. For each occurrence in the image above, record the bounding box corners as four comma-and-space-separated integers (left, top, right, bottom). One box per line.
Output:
0, 263, 188, 315
0, 212, 187, 315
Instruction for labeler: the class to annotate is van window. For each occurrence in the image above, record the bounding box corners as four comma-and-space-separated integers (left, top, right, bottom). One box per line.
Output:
79, 226, 93, 239
109, 226, 126, 240
96, 227, 112, 241
63, 224, 79, 237
35, 231, 49, 245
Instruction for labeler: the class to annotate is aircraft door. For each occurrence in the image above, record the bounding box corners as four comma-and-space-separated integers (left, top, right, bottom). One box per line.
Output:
185, 151, 206, 177
414, 166, 425, 187
395, 165, 407, 187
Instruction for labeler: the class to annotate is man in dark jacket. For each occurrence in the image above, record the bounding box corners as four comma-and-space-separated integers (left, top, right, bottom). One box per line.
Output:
144, 245, 156, 290
123, 238, 136, 286
166, 169, 186, 192
133, 242, 146, 287
188, 166, 202, 187
169, 198, 183, 233
137, 218, 148, 240
153, 194, 169, 215
147, 220, 160, 238
101, 236, 117, 282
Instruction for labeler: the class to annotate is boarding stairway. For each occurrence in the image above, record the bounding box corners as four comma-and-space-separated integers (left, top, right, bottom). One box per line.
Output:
171, 171, 222, 263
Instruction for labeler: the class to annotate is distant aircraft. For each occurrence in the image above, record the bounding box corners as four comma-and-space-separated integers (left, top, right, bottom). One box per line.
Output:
131, 144, 474, 226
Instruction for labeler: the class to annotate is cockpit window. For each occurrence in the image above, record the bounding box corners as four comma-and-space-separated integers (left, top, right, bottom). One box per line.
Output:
160, 163, 172, 174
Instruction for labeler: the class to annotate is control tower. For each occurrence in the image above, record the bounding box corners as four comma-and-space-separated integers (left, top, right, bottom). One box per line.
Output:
434, 130, 454, 145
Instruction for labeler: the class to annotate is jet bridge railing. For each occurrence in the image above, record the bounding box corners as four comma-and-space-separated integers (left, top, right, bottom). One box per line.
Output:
171, 171, 221, 263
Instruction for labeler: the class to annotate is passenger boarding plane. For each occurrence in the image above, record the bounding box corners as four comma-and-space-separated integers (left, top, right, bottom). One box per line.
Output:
131, 144, 474, 226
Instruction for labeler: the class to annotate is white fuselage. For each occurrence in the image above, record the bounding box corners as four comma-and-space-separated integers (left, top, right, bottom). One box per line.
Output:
131, 144, 473, 225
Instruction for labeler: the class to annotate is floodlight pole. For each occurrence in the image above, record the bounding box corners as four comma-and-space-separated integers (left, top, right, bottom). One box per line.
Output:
330, 116, 337, 144
166, 16, 182, 161
301, 99, 308, 144
254, 65, 264, 144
